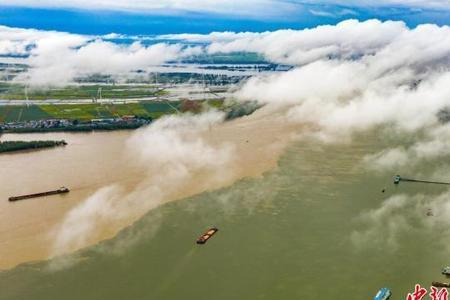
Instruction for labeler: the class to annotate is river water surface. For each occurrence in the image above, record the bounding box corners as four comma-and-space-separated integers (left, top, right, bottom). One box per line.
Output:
0, 109, 293, 269
1, 129, 449, 299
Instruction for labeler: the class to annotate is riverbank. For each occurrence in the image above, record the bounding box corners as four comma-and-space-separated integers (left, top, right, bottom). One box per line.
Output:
2, 121, 147, 133
0, 105, 298, 270
0, 100, 255, 133
0, 140, 67, 153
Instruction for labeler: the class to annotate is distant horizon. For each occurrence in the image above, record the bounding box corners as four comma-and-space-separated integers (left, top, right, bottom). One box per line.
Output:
1, 3, 450, 35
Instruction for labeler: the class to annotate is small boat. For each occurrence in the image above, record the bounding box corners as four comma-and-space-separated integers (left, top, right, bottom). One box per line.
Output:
442, 267, 450, 276
196, 227, 218, 244
432, 282, 450, 288
394, 175, 401, 184
374, 288, 392, 300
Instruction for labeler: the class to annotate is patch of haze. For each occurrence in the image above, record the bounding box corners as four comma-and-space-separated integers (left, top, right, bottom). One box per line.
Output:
428, 165, 450, 182
363, 147, 411, 172
364, 126, 450, 171
0, 25, 205, 86
222, 20, 450, 168
201, 19, 450, 252
212, 171, 281, 217
0, 25, 88, 56
18, 41, 202, 86
29, 18, 450, 268
351, 195, 410, 251
50, 111, 235, 269
206, 19, 408, 65
351, 190, 450, 253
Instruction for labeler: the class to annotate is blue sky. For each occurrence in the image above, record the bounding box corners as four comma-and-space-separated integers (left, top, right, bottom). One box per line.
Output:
0, 1, 450, 34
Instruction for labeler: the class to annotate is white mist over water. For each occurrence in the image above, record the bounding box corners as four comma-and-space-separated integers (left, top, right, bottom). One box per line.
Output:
44, 19, 450, 263
52, 111, 235, 257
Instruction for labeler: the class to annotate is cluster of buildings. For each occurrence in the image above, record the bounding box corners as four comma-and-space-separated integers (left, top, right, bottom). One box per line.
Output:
0, 115, 151, 131
1, 119, 72, 130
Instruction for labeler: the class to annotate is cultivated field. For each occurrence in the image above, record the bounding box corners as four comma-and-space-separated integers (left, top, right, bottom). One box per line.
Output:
0, 99, 226, 123
0, 83, 167, 100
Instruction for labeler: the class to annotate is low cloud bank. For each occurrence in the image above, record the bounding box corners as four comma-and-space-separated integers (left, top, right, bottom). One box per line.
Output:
225, 20, 450, 151
0, 25, 201, 85
52, 111, 234, 258
22, 41, 201, 85
4, 18, 450, 93
47, 19, 450, 259
351, 191, 450, 253
189, 19, 450, 251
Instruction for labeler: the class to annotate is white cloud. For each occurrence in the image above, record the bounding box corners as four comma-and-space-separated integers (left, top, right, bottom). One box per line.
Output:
309, 9, 337, 17
0, 0, 298, 17
363, 148, 411, 171
4, 18, 450, 89
364, 126, 450, 171
309, 8, 358, 18
351, 195, 411, 250
351, 190, 450, 252
27, 17, 450, 259
4, 19, 450, 163
300, 0, 450, 10
52, 111, 234, 257
198, 20, 450, 143
0, 25, 88, 56
372, 0, 450, 9
0, 0, 449, 17
163, 19, 450, 169
179, 19, 408, 65
0, 25, 203, 85
22, 40, 201, 85
159, 31, 266, 43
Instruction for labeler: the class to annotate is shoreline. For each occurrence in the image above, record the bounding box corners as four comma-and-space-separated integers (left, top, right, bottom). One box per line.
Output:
0, 140, 67, 154
0, 106, 298, 270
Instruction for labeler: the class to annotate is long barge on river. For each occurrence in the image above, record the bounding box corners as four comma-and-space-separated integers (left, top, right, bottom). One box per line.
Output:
8, 187, 70, 202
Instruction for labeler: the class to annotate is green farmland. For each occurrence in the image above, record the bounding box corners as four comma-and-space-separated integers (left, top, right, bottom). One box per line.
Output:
0, 101, 184, 123
0, 83, 167, 100
0, 99, 229, 123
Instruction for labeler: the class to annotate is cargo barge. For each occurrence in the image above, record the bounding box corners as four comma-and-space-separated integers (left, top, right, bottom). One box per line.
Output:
8, 187, 70, 202
196, 227, 218, 244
